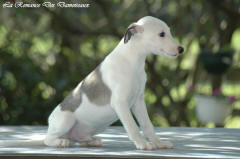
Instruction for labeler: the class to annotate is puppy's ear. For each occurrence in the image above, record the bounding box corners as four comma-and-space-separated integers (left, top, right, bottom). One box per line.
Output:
124, 23, 144, 44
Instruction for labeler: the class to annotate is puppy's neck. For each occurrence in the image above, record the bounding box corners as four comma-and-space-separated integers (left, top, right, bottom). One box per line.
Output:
112, 39, 148, 70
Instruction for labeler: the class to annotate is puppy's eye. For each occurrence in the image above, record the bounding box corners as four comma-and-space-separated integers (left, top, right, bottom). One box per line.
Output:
159, 32, 165, 37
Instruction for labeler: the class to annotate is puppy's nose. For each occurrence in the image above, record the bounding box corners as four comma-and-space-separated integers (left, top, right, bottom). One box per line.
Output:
178, 46, 184, 54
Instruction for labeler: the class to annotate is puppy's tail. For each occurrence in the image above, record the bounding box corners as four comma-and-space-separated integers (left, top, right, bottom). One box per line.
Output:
0, 140, 45, 147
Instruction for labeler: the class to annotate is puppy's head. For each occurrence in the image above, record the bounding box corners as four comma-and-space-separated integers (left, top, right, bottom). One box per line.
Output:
124, 16, 184, 57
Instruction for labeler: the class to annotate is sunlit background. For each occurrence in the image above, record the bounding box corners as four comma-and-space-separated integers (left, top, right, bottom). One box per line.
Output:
0, 0, 240, 128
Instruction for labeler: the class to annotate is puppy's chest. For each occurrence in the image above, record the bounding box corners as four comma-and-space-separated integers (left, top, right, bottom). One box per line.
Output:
128, 71, 146, 105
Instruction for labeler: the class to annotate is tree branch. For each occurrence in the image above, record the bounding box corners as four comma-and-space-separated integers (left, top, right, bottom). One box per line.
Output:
95, 0, 122, 38
35, 0, 122, 38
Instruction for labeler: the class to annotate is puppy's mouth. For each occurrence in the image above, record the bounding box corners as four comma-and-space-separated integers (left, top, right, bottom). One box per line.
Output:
171, 54, 178, 57
167, 54, 178, 58
160, 49, 178, 57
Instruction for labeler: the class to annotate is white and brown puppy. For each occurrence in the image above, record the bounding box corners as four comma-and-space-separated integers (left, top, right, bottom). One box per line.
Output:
1, 16, 184, 150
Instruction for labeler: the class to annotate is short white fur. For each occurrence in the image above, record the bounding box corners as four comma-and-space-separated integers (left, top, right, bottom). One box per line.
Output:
0, 16, 183, 150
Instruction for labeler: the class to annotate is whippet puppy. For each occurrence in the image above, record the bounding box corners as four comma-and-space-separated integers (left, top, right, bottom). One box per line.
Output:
1, 16, 184, 150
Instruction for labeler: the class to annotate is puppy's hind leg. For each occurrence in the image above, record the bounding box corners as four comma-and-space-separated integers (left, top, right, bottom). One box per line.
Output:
44, 106, 76, 147
68, 123, 102, 147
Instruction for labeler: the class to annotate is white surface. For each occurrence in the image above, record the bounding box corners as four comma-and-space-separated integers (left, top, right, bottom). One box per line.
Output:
195, 95, 232, 124
0, 126, 240, 158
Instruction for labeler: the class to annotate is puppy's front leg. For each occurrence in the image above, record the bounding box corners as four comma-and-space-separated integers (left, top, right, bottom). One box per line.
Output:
112, 97, 155, 150
132, 94, 173, 149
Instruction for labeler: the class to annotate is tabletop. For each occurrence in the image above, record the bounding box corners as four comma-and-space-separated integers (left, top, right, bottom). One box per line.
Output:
0, 126, 240, 159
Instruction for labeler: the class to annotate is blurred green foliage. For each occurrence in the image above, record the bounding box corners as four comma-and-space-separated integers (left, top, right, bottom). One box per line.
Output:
0, 0, 240, 127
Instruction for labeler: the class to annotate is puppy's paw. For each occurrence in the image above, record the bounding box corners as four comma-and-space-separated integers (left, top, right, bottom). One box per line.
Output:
87, 138, 102, 147
57, 139, 70, 148
153, 140, 173, 149
134, 140, 156, 150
